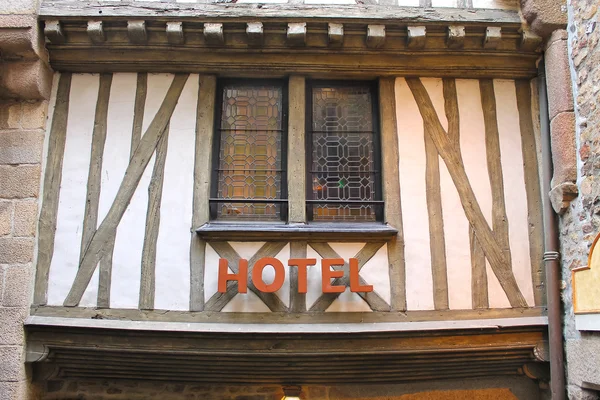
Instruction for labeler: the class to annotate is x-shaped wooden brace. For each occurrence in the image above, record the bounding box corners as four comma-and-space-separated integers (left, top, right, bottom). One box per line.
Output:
205, 241, 289, 312
308, 242, 389, 312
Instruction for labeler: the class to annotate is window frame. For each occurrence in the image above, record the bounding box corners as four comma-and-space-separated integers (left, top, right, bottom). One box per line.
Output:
304, 79, 384, 223
209, 78, 289, 222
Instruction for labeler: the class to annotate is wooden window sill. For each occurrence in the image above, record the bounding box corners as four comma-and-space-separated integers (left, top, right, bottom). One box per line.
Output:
195, 222, 397, 241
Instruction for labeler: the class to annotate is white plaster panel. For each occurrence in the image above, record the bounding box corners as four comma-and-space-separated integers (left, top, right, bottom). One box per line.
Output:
395, 77, 435, 311
273, 244, 291, 308
432, 0, 458, 7
454, 79, 496, 310
221, 291, 271, 312
494, 79, 535, 307
110, 74, 172, 308
154, 74, 198, 311
48, 74, 99, 306
326, 291, 373, 312
230, 242, 266, 260
204, 242, 221, 303
360, 244, 391, 305
396, 0, 420, 6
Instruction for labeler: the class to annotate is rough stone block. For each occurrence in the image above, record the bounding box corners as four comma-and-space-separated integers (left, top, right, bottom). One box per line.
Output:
0, 60, 53, 100
0, 164, 41, 198
0, 308, 27, 345
0, 238, 34, 263
0, 346, 26, 381
0, 14, 45, 61
13, 200, 37, 237
20, 101, 47, 129
0, 102, 22, 129
550, 111, 577, 186
0, 0, 38, 15
545, 37, 574, 120
0, 130, 44, 164
2, 264, 33, 306
520, 0, 568, 38
566, 338, 600, 387
549, 182, 578, 214
0, 380, 29, 400
0, 201, 12, 236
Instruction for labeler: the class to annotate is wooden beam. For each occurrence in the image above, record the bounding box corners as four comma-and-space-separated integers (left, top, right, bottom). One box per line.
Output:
246, 22, 263, 46
484, 26, 501, 49
407, 26, 426, 49
86, 20, 105, 44
367, 24, 386, 49
127, 20, 147, 44
80, 73, 112, 267
139, 125, 169, 310
204, 23, 224, 45
39, 3, 525, 26
515, 79, 544, 307
290, 241, 307, 312
190, 75, 217, 312
97, 237, 114, 308
131, 73, 147, 158
63, 74, 189, 307
470, 226, 489, 308
424, 126, 449, 310
406, 77, 527, 307
166, 21, 185, 45
446, 25, 465, 49
480, 79, 513, 275
287, 76, 306, 224
379, 77, 406, 312
328, 23, 344, 47
33, 73, 72, 306
44, 20, 65, 44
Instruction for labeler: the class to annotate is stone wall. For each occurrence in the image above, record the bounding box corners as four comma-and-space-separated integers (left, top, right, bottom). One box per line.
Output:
0, 0, 50, 399
563, 0, 600, 397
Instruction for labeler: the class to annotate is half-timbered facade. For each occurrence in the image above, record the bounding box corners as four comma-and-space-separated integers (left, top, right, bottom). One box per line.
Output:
24, 0, 554, 398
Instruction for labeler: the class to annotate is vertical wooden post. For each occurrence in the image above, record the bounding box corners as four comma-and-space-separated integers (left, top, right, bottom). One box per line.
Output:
287, 76, 306, 224
190, 75, 217, 312
379, 77, 406, 312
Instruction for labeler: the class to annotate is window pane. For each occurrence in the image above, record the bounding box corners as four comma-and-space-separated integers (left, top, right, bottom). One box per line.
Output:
216, 83, 284, 220
310, 85, 378, 222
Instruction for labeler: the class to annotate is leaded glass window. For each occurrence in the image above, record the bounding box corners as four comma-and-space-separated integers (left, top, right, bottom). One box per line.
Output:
307, 82, 382, 222
211, 81, 287, 220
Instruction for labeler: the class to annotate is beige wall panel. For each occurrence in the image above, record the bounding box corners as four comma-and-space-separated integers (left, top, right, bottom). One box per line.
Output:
395, 77, 435, 311
493, 79, 535, 307
154, 75, 198, 311
360, 243, 391, 305
48, 74, 99, 307
110, 74, 170, 308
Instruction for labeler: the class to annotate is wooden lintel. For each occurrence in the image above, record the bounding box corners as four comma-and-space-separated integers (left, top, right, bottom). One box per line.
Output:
520, 30, 542, 51
287, 22, 306, 46
204, 22, 224, 45
367, 24, 386, 48
484, 26, 502, 49
166, 21, 184, 45
407, 25, 426, 49
127, 20, 147, 44
39, 3, 524, 26
446, 25, 465, 49
86, 20, 105, 44
246, 22, 264, 46
328, 23, 344, 47
44, 20, 65, 44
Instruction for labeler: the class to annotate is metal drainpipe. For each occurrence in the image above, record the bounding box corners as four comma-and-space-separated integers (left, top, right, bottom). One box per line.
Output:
538, 58, 566, 400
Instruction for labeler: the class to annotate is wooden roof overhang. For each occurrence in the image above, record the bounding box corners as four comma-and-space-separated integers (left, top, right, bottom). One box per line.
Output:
39, 2, 542, 78
26, 316, 549, 385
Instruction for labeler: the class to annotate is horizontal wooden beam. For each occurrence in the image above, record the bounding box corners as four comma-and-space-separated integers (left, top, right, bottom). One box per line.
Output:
39, 3, 524, 26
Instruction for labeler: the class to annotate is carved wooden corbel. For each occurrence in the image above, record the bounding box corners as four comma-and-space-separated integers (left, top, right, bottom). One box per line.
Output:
44, 20, 65, 44
328, 23, 344, 47
484, 27, 502, 49
87, 20, 105, 44
367, 25, 386, 48
287, 22, 306, 46
166, 22, 185, 45
246, 22, 263, 46
447, 25, 465, 49
407, 26, 426, 49
127, 20, 147, 44
204, 23, 224, 46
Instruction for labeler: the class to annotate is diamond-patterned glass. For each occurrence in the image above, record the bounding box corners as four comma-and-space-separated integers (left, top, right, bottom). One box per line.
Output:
310, 85, 378, 221
216, 84, 284, 220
